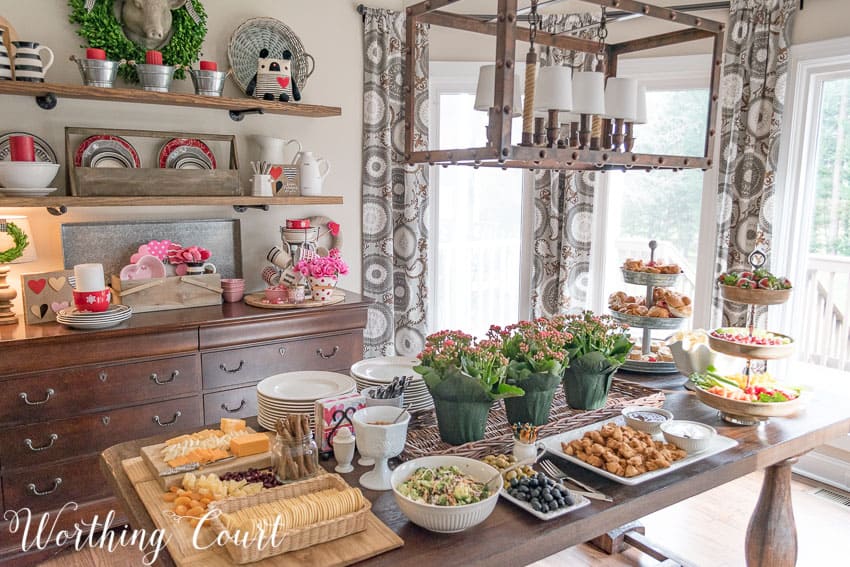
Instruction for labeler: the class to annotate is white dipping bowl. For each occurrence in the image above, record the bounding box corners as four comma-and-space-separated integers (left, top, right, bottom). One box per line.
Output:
391, 455, 501, 533
660, 420, 716, 454
0, 162, 59, 188
621, 406, 674, 435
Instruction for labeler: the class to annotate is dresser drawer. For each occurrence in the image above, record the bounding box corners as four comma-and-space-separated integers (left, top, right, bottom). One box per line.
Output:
203, 386, 258, 425
2, 455, 112, 514
202, 332, 362, 389
0, 355, 201, 427
0, 396, 203, 471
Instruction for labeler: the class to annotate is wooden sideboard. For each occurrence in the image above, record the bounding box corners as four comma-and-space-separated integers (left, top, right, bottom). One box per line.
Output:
0, 292, 370, 565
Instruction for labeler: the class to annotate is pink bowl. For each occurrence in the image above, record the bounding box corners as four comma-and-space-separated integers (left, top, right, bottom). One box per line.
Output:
73, 289, 111, 312
264, 288, 289, 302
221, 278, 244, 286
222, 291, 244, 303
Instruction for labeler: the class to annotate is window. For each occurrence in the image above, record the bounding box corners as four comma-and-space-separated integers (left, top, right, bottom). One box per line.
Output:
590, 55, 717, 334
429, 63, 526, 337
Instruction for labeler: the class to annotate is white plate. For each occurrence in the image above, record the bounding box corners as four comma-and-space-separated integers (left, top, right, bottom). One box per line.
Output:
350, 356, 420, 383
57, 317, 130, 330
58, 304, 131, 316
0, 187, 58, 197
256, 388, 355, 405
540, 416, 738, 486
500, 485, 591, 520
257, 371, 356, 401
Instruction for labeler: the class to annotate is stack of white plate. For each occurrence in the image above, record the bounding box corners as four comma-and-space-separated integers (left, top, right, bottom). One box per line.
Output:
256, 371, 357, 431
350, 356, 434, 413
56, 304, 132, 330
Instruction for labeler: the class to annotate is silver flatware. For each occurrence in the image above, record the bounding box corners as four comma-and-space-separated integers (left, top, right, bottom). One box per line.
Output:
540, 459, 613, 502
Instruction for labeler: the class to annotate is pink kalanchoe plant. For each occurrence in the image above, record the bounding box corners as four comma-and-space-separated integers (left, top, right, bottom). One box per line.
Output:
295, 248, 349, 279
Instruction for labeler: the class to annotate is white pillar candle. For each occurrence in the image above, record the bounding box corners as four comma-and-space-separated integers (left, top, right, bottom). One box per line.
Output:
74, 263, 105, 292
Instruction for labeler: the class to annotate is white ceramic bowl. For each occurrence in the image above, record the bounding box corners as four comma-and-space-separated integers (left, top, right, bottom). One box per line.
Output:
621, 406, 674, 434
0, 162, 59, 189
391, 455, 501, 533
660, 420, 716, 454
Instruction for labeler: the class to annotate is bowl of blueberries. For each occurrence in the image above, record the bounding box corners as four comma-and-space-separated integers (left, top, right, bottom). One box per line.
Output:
501, 472, 590, 520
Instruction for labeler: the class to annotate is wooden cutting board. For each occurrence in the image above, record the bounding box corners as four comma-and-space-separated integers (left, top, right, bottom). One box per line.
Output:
122, 457, 403, 567
140, 429, 273, 490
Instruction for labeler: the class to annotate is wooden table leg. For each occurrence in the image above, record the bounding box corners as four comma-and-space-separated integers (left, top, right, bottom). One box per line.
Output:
745, 457, 799, 567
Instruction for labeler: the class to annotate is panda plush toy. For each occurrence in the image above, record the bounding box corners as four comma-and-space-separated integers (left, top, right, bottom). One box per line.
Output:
246, 49, 301, 102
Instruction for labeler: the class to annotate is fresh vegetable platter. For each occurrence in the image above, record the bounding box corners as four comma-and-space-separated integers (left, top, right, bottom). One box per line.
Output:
717, 269, 792, 305
691, 371, 804, 420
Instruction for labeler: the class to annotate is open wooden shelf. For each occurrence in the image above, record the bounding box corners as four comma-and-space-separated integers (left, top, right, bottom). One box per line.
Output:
0, 195, 343, 208
0, 81, 341, 120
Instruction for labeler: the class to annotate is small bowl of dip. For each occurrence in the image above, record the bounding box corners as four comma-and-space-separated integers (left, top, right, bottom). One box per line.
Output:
660, 420, 716, 454
621, 406, 674, 434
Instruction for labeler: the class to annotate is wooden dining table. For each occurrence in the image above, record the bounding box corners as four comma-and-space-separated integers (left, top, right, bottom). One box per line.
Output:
100, 367, 850, 567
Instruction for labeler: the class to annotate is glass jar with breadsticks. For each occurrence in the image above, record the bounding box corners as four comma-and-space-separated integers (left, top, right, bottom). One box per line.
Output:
273, 414, 320, 483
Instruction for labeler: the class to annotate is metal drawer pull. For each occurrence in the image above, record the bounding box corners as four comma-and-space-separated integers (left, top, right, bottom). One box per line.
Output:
279, 347, 287, 357
24, 434, 59, 452
221, 399, 247, 413
19, 388, 55, 406
150, 370, 179, 385
219, 360, 245, 373
317, 346, 339, 359
27, 478, 62, 496
153, 411, 182, 426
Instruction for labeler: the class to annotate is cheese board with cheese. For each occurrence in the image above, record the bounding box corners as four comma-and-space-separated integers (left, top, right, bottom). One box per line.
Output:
141, 418, 274, 489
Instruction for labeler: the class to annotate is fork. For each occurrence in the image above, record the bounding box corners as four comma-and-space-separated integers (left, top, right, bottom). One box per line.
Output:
540, 460, 613, 502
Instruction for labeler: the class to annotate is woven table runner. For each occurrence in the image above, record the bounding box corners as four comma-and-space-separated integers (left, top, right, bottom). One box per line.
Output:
401, 379, 665, 460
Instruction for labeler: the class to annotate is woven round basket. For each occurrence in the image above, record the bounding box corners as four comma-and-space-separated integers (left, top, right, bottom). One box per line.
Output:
228, 17, 315, 94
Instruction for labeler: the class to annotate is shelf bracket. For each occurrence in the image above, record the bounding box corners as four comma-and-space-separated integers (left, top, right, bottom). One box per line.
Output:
46, 205, 68, 216
233, 204, 270, 213
35, 93, 58, 110
229, 108, 264, 122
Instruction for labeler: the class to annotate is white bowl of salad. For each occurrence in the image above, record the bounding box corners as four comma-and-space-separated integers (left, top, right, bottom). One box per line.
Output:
391, 455, 501, 533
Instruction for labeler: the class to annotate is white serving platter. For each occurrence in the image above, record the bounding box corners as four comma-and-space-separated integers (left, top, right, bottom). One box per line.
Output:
540, 416, 738, 486
500, 485, 591, 520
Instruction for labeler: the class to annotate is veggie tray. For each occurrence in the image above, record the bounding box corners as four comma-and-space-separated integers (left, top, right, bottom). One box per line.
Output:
690, 371, 804, 420
402, 379, 665, 461
540, 416, 738, 486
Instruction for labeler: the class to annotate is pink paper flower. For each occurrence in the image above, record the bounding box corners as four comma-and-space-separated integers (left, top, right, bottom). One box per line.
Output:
328, 221, 341, 237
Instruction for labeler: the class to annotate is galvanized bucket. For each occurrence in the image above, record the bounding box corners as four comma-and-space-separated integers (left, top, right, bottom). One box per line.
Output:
135, 63, 174, 93
188, 69, 227, 97
72, 57, 120, 88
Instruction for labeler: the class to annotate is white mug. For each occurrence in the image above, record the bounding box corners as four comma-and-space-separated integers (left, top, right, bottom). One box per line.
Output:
513, 440, 546, 462
185, 262, 216, 275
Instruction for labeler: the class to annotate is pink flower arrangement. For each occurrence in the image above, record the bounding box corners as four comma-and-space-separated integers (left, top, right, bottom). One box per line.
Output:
166, 244, 211, 265
295, 248, 349, 279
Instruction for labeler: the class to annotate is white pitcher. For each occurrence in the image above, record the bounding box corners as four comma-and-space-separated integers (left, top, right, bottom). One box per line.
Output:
11, 41, 54, 82
298, 151, 330, 196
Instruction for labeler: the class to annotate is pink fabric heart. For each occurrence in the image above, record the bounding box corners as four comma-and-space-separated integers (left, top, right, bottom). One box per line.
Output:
146, 240, 171, 261
51, 301, 69, 313
130, 244, 151, 264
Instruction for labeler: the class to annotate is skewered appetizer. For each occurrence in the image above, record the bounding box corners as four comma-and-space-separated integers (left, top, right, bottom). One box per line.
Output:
623, 258, 682, 274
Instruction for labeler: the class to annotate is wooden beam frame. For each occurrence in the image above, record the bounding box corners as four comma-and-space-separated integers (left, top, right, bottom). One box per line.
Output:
404, 0, 725, 171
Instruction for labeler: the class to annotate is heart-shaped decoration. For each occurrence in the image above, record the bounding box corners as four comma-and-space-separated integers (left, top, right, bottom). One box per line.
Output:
276, 76, 290, 90
130, 244, 152, 264
270, 166, 283, 180
30, 304, 48, 319
146, 240, 171, 261
51, 301, 69, 313
120, 255, 166, 281
27, 279, 47, 295
48, 276, 67, 292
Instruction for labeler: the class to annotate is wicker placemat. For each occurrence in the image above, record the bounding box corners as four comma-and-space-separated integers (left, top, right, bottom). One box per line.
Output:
402, 379, 665, 460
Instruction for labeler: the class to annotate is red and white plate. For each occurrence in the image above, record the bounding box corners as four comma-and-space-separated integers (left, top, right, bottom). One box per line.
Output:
158, 138, 216, 170
75, 135, 141, 168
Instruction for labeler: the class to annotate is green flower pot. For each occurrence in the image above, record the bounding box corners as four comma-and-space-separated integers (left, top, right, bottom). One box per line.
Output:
503, 371, 561, 426
432, 398, 492, 445
562, 366, 616, 410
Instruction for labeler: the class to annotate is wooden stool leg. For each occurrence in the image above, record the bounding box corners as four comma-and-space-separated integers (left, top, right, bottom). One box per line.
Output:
745, 457, 799, 567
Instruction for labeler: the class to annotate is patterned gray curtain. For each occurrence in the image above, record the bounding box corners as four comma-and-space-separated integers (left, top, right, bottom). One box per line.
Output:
713, 0, 797, 327
361, 8, 430, 357
531, 14, 598, 317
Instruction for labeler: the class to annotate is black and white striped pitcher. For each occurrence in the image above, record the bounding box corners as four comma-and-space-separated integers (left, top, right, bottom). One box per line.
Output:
0, 30, 11, 80
11, 41, 54, 82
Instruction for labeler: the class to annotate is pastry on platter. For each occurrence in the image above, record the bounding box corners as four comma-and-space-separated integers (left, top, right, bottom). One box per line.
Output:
622, 258, 682, 275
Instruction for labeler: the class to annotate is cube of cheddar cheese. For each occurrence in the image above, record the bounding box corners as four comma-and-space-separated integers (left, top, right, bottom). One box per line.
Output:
220, 418, 247, 434
230, 432, 270, 457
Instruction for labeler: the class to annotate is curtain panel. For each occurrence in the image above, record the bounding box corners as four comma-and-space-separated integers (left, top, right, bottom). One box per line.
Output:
361, 8, 430, 357
713, 0, 797, 327
530, 14, 598, 318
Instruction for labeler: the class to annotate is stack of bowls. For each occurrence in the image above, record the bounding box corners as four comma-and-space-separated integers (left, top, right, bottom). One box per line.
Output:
221, 279, 245, 303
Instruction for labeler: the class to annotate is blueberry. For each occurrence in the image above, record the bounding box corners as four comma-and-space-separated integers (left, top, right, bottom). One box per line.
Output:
564, 495, 575, 506
530, 488, 541, 498
530, 497, 540, 507
543, 492, 554, 502
518, 484, 529, 492
555, 498, 565, 508
510, 478, 519, 488
531, 501, 542, 511
540, 504, 549, 513
529, 478, 538, 488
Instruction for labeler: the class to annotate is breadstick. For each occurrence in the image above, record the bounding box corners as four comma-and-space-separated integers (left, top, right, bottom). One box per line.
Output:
302, 415, 315, 473
291, 413, 306, 477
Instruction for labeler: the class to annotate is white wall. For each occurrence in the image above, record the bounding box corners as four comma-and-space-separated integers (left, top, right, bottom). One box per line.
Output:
0, 0, 400, 314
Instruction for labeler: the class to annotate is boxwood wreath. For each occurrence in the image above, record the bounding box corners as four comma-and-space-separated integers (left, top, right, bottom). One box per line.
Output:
68, 0, 207, 82
0, 223, 29, 264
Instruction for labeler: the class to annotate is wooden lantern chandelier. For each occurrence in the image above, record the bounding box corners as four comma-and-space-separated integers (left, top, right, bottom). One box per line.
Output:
403, 0, 725, 171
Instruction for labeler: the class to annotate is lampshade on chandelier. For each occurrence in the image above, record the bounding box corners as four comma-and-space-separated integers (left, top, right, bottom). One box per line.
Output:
405, 0, 724, 172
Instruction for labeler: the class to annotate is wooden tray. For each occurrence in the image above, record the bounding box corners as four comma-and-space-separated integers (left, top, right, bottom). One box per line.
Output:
122, 457, 403, 567
244, 290, 345, 309
693, 386, 804, 419
708, 330, 794, 360
719, 285, 791, 306
140, 429, 273, 489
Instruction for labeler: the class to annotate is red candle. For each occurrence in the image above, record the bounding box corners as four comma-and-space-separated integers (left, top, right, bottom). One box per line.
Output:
86, 48, 107, 60
145, 50, 163, 65
200, 60, 217, 71
286, 219, 310, 229
9, 135, 35, 162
